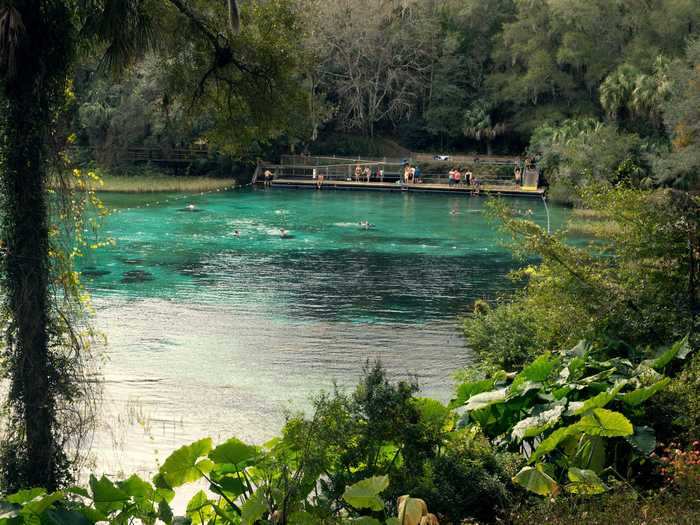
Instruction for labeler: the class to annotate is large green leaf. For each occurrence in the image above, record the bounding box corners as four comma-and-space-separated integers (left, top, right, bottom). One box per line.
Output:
649, 336, 690, 370
572, 382, 625, 415
577, 408, 633, 437
185, 490, 213, 525
89, 475, 129, 514
626, 425, 656, 455
452, 379, 494, 407
530, 424, 581, 463
209, 437, 258, 467
565, 468, 607, 495
6, 489, 46, 504
413, 398, 450, 431
118, 474, 154, 500
211, 476, 246, 497
240, 490, 267, 525
342, 476, 389, 511
511, 405, 565, 441
464, 388, 507, 411
513, 465, 560, 496
621, 378, 670, 406
158, 438, 213, 488
21, 492, 64, 516
513, 353, 558, 389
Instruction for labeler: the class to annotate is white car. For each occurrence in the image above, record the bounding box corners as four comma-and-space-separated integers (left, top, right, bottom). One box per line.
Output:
433, 155, 450, 161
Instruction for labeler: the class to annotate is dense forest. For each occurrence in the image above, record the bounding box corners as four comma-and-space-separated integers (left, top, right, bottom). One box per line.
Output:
71, 0, 700, 161
0, 0, 698, 524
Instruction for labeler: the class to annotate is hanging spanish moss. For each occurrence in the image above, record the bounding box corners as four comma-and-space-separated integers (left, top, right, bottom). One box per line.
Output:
0, 0, 96, 491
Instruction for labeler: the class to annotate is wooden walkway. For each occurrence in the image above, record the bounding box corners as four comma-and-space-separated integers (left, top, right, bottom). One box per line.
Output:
270, 178, 544, 197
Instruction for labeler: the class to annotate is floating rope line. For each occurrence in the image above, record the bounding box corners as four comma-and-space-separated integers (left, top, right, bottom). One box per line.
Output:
110, 179, 248, 215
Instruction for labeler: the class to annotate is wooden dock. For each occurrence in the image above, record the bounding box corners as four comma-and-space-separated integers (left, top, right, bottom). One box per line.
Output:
256, 154, 543, 198
270, 178, 544, 197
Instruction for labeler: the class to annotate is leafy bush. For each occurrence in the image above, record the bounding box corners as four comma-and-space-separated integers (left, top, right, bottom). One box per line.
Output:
453, 338, 693, 497
648, 352, 700, 446
463, 300, 539, 371
0, 445, 432, 525
509, 485, 700, 525
464, 188, 700, 370
279, 362, 513, 523
408, 430, 519, 524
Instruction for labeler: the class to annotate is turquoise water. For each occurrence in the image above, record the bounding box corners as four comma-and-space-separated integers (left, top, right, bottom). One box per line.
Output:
82, 187, 567, 476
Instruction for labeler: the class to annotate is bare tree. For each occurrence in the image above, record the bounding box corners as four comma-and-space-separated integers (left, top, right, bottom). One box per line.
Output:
304, 0, 433, 137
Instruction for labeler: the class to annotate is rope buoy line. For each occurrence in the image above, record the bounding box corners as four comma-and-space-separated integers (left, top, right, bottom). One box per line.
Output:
110, 179, 252, 215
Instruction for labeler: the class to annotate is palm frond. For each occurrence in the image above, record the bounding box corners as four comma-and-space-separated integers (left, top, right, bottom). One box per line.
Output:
83, 0, 156, 74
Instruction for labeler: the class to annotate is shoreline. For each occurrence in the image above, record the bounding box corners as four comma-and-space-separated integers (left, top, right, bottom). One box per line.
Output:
79, 175, 238, 193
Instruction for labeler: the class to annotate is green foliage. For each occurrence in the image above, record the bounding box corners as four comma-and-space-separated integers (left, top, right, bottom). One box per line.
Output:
454, 339, 691, 496
0, 440, 428, 525
465, 187, 700, 370
655, 38, 700, 188
528, 119, 647, 202
277, 362, 513, 523
509, 485, 700, 525
342, 476, 388, 511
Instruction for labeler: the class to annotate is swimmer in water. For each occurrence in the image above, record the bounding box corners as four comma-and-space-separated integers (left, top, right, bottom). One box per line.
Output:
359, 221, 375, 230
187, 204, 195, 210
234, 230, 240, 238
280, 228, 288, 238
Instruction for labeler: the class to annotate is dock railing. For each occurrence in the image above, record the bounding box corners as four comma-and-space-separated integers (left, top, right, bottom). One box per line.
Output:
261, 160, 536, 188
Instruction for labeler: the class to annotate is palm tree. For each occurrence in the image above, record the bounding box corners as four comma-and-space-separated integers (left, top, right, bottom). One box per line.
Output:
631, 56, 672, 127
599, 64, 640, 120
0, 0, 242, 491
463, 104, 506, 155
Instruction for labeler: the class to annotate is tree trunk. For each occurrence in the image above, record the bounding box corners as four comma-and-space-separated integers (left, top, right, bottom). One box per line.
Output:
0, 0, 71, 491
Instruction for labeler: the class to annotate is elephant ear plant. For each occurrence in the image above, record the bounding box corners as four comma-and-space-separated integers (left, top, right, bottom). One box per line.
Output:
453, 337, 693, 497
0, 435, 440, 525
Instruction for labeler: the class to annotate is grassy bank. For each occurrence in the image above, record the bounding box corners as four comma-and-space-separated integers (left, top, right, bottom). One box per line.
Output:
566, 207, 623, 237
91, 174, 237, 193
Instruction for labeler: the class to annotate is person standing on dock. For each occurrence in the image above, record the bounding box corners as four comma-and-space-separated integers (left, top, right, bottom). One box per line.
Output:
364, 166, 371, 182
454, 168, 462, 187
355, 164, 362, 182
264, 169, 273, 187
448, 168, 456, 187
465, 168, 473, 186
376, 166, 383, 183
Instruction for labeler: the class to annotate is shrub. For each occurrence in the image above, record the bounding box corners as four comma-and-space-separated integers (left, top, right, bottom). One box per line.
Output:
509, 485, 700, 525
453, 338, 692, 497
